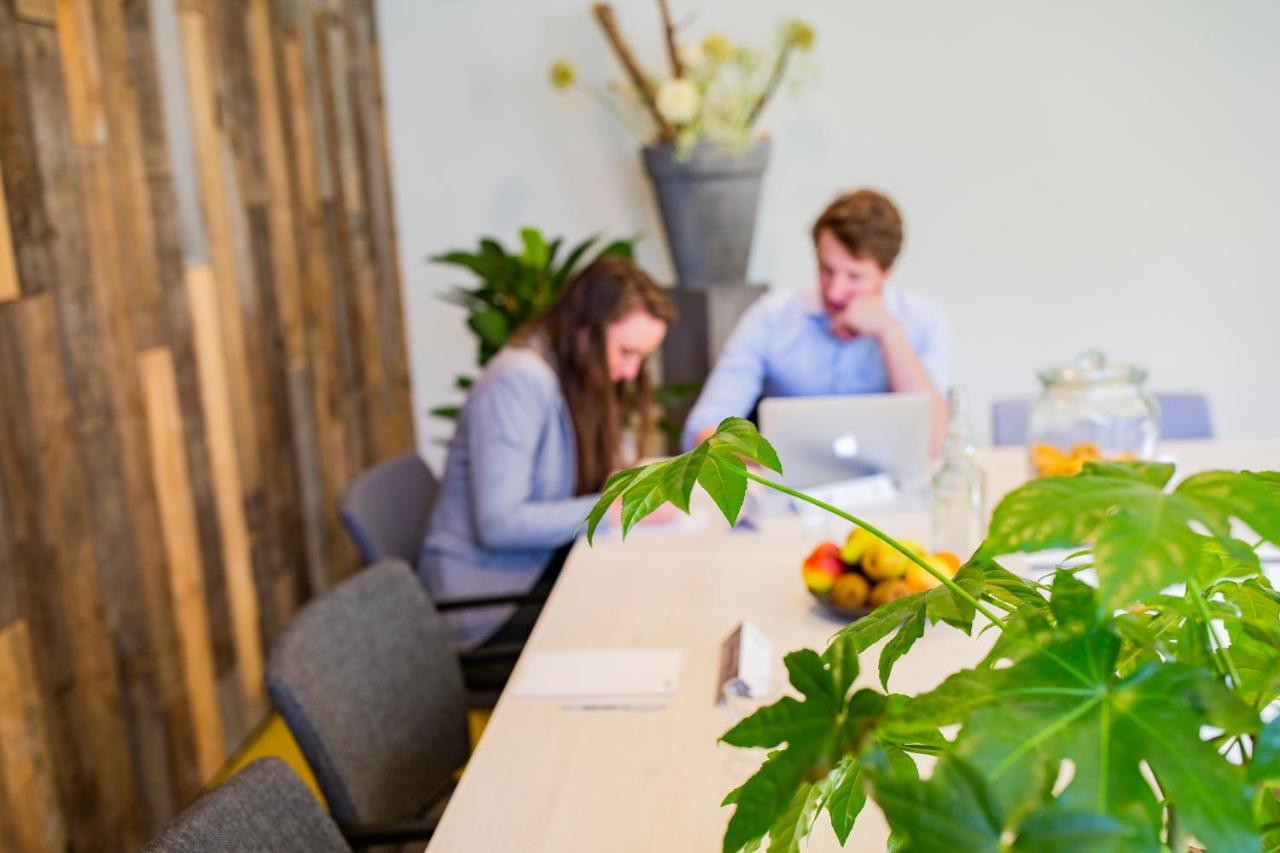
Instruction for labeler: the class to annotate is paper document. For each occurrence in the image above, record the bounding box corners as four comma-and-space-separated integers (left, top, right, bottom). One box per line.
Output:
512, 648, 682, 699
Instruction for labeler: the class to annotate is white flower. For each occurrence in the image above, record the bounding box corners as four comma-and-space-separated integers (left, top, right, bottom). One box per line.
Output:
656, 78, 700, 125
677, 41, 705, 71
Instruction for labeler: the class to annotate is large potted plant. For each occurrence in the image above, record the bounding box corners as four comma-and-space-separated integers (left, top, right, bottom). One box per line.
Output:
551, 3, 814, 287
428, 228, 635, 420
589, 418, 1280, 852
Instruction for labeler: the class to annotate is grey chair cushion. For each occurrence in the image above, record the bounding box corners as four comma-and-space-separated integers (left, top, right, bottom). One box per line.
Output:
266, 560, 469, 827
339, 452, 438, 566
142, 758, 349, 852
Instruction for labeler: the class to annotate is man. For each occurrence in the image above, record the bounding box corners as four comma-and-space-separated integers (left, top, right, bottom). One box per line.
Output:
681, 188, 950, 449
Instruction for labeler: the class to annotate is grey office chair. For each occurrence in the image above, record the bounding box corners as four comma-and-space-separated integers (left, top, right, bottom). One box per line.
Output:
339, 452, 544, 608
142, 758, 349, 853
266, 560, 468, 848
991, 393, 1213, 447
338, 451, 438, 567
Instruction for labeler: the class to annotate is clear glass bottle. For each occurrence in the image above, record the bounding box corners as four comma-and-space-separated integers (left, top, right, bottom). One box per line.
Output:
931, 388, 986, 558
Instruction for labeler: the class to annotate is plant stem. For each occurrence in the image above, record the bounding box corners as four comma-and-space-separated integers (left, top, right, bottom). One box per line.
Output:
592, 3, 675, 141
1187, 577, 1244, 690
745, 472, 1007, 629
746, 45, 791, 128
656, 0, 683, 78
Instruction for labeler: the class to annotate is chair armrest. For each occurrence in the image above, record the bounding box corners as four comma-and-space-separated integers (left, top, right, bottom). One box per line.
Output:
436, 592, 548, 611
342, 817, 437, 847
459, 643, 525, 664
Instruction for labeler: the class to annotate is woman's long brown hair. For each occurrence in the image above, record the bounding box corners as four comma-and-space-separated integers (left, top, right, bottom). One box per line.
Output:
513, 256, 675, 495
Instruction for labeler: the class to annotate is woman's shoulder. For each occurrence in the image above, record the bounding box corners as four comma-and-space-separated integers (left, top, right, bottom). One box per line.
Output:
476, 345, 560, 402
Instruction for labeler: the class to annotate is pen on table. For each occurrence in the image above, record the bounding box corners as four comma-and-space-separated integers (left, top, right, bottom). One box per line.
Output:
559, 699, 668, 711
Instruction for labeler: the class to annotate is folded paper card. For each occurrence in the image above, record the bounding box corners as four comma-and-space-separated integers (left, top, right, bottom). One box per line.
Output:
511, 648, 682, 699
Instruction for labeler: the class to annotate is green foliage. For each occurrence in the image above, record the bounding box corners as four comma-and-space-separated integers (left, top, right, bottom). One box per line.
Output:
586, 418, 1280, 851
429, 228, 635, 417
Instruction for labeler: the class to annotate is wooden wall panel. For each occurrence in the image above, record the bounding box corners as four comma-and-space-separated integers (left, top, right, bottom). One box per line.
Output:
139, 347, 225, 782
0, 622, 66, 853
14, 0, 57, 27
0, 147, 17, 303
0, 0, 415, 848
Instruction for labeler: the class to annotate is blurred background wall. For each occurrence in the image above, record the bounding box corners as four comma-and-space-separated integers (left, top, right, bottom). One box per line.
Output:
380, 0, 1280, 464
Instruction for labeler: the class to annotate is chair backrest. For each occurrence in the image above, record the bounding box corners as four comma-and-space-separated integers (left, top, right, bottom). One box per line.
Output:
338, 452, 438, 566
142, 758, 349, 853
266, 560, 469, 828
990, 393, 1213, 446
990, 399, 1031, 447
1151, 393, 1214, 441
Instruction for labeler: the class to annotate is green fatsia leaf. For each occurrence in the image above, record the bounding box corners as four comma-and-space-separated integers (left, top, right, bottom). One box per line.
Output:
870, 754, 1005, 852
584, 417, 782, 542
1249, 717, 1280, 785
764, 781, 821, 853
1009, 809, 1157, 852
979, 462, 1247, 612
825, 755, 867, 845
1197, 535, 1264, 584
870, 752, 1155, 853
1177, 470, 1280, 545
1256, 787, 1280, 853
719, 645, 883, 853
1215, 579, 1280, 705
720, 744, 827, 853
893, 626, 1259, 852
879, 608, 926, 689
828, 564, 988, 690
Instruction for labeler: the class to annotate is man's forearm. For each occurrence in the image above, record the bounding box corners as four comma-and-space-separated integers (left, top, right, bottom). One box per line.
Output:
877, 324, 947, 451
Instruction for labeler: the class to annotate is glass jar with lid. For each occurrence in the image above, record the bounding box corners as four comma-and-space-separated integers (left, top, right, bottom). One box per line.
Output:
1027, 350, 1159, 478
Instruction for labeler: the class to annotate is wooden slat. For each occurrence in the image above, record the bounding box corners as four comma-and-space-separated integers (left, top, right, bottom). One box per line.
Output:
55, 0, 107, 146
350, 1, 415, 455
139, 346, 226, 781
314, 12, 372, 511
0, 5, 56, 296
0, 146, 18, 302
17, 292, 140, 850
13, 0, 57, 26
178, 7, 262, 494
283, 30, 355, 579
344, 5, 413, 458
185, 264, 265, 715
247, 0, 304, 369
0, 621, 67, 853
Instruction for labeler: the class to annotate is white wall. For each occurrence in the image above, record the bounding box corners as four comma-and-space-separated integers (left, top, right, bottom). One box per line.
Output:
378, 0, 1280, 466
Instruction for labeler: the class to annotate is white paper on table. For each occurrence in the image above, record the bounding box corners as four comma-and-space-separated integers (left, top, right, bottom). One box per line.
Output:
511, 649, 682, 699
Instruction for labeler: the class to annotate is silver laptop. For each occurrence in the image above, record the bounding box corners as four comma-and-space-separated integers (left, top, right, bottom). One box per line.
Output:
757, 392, 933, 489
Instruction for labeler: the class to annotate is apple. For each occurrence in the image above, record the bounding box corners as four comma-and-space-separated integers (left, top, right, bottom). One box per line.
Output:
869, 578, 913, 607
840, 527, 877, 567
801, 542, 843, 594
863, 538, 925, 581
830, 572, 870, 609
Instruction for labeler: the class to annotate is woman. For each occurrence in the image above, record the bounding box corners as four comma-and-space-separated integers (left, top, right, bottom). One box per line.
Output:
421, 256, 675, 649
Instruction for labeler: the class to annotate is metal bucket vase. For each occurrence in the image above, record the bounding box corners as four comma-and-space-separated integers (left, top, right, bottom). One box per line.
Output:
642, 139, 770, 288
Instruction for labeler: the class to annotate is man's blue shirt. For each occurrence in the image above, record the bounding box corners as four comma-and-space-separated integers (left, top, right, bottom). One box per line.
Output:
681, 288, 951, 449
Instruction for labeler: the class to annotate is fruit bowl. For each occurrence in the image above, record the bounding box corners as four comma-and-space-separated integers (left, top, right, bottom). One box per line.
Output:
801, 529, 960, 622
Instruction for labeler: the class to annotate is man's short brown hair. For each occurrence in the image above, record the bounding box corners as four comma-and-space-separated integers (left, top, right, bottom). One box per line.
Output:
812, 189, 903, 270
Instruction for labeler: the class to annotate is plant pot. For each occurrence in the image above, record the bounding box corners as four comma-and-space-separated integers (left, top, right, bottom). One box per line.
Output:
642, 139, 770, 288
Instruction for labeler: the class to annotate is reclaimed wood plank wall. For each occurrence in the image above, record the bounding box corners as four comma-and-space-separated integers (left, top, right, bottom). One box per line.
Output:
0, 0, 415, 848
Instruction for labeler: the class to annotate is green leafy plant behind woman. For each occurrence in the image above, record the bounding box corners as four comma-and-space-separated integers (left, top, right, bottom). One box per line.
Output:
428, 228, 634, 419
588, 418, 1280, 853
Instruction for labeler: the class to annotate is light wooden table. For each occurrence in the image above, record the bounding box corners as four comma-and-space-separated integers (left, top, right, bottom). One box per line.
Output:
428, 440, 1280, 852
